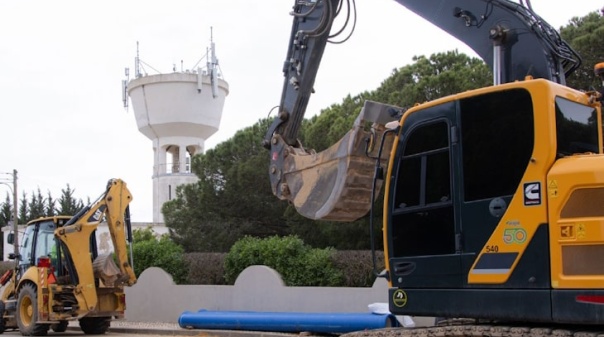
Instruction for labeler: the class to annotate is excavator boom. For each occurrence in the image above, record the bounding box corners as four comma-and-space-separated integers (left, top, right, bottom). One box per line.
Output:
394, 0, 580, 85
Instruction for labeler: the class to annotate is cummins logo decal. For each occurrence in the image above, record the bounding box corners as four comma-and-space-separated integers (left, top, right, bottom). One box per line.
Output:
524, 182, 541, 206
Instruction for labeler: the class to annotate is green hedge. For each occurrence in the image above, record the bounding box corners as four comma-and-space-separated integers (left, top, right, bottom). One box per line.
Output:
224, 235, 343, 286
132, 233, 187, 284
183, 249, 384, 287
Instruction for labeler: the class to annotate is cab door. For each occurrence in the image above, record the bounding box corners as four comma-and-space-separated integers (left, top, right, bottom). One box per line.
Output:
387, 101, 463, 288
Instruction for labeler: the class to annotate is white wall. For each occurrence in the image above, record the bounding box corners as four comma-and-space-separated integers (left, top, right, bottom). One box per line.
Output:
125, 266, 435, 327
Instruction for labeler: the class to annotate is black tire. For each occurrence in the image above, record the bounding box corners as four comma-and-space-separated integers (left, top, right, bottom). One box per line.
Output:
16, 283, 49, 336
79, 317, 111, 335
50, 320, 68, 333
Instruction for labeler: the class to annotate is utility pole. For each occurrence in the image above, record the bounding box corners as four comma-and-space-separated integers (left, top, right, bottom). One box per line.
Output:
12, 170, 18, 260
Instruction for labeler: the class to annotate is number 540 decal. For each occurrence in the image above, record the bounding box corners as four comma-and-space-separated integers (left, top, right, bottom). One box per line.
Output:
503, 228, 527, 244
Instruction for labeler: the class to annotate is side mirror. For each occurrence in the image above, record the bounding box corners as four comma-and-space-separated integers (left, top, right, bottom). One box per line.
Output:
7, 232, 14, 245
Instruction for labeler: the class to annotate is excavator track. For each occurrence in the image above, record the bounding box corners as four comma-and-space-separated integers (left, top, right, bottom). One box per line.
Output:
342, 323, 604, 337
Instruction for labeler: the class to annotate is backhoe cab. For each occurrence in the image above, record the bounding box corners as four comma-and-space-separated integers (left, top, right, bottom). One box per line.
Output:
0, 179, 136, 336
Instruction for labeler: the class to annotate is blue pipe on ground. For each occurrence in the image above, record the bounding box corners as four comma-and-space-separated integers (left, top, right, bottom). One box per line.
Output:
178, 310, 399, 334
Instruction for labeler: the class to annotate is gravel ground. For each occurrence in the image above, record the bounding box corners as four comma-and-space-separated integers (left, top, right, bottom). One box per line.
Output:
68, 320, 191, 335
110, 320, 182, 330
69, 320, 302, 337
68, 320, 180, 330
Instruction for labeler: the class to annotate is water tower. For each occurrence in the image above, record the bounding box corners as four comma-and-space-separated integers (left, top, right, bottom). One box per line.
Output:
123, 36, 229, 223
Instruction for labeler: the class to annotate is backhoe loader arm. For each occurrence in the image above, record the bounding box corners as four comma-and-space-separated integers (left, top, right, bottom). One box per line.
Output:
55, 179, 136, 311
99, 179, 136, 285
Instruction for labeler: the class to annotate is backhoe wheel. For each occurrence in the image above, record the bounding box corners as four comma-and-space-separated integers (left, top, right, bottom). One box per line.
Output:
16, 283, 49, 336
79, 317, 111, 335
50, 320, 68, 333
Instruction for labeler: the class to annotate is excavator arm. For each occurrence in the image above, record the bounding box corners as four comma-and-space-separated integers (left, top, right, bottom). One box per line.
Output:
264, 0, 580, 221
55, 179, 136, 312
263, 0, 401, 221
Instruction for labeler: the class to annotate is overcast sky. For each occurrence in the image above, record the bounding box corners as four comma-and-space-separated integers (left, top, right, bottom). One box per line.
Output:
0, 0, 601, 223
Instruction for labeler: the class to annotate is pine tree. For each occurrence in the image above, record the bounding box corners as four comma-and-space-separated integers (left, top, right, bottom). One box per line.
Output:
57, 184, 83, 216
28, 188, 46, 221
18, 191, 27, 224
0, 193, 12, 226
45, 191, 56, 217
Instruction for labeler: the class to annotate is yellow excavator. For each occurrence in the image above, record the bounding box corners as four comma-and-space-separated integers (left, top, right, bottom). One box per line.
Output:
264, 0, 604, 333
0, 179, 136, 335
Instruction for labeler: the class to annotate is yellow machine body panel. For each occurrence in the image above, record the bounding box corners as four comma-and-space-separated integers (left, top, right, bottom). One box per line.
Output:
548, 155, 604, 289
465, 79, 569, 284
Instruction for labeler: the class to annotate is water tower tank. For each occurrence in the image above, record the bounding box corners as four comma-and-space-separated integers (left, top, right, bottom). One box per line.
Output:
125, 40, 229, 223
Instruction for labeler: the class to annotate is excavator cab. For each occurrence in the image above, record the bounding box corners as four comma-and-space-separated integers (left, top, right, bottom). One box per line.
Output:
383, 78, 604, 325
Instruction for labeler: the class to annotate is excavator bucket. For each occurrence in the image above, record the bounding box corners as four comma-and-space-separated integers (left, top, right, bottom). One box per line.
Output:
276, 101, 400, 221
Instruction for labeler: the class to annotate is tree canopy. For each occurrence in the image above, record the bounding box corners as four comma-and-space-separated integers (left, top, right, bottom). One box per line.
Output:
0, 184, 85, 226
560, 11, 604, 90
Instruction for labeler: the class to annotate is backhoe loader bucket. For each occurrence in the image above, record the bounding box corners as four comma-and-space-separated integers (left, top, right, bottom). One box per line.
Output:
270, 101, 400, 221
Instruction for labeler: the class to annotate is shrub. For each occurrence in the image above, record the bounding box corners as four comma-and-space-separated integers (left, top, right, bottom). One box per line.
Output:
331, 250, 385, 287
184, 252, 227, 285
132, 227, 187, 284
224, 235, 343, 286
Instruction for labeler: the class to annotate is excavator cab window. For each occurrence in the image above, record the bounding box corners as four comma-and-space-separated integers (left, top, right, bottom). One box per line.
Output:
554, 96, 599, 156
460, 89, 534, 202
392, 119, 455, 258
